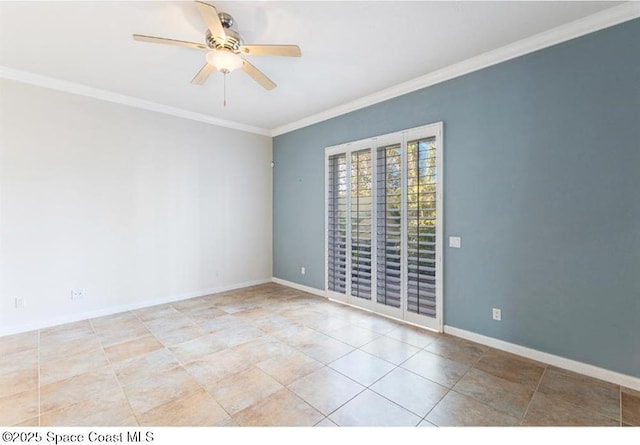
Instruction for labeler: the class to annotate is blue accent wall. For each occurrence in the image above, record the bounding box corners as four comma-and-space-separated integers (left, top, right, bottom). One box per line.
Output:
273, 19, 640, 377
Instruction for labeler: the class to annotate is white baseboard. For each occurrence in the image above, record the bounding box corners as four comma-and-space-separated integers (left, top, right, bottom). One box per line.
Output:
270, 278, 640, 390
0, 278, 272, 337
271, 277, 326, 298
445, 325, 640, 391
10, 276, 635, 391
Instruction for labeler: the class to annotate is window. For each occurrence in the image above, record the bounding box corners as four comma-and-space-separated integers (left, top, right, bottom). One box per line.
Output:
325, 123, 443, 331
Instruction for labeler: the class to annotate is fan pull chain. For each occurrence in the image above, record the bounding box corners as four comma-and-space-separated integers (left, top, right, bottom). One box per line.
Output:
223, 72, 227, 107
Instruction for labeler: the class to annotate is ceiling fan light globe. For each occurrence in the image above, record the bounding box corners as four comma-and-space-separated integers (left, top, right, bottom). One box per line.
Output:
206, 50, 243, 73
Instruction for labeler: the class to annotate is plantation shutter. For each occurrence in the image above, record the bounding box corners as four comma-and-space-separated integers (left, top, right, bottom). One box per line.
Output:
350, 149, 372, 299
376, 144, 402, 308
326, 122, 442, 332
327, 153, 347, 293
406, 137, 437, 317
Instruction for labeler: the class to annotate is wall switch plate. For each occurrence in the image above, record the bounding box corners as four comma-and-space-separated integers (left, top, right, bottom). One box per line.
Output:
300, 267, 306, 275
492, 308, 502, 321
71, 289, 85, 300
15, 297, 25, 309
449, 236, 461, 248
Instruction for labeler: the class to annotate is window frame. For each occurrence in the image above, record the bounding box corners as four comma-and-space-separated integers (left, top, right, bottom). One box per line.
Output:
324, 122, 444, 332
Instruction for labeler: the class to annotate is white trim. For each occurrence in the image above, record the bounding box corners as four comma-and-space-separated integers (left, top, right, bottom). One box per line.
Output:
324, 154, 330, 295
445, 325, 640, 392
0, 278, 272, 337
436, 123, 444, 331
0, 66, 271, 137
271, 3, 640, 136
275, 277, 640, 390
271, 277, 326, 298
1, 4, 636, 138
345, 150, 353, 300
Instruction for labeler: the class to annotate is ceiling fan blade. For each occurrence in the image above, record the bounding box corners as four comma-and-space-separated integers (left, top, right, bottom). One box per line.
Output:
194, 1, 226, 40
241, 59, 276, 90
191, 63, 216, 85
133, 34, 207, 50
240, 44, 301, 57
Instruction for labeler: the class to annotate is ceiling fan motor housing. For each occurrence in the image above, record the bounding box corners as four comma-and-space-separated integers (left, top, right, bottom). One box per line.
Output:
206, 28, 243, 52
218, 12, 234, 29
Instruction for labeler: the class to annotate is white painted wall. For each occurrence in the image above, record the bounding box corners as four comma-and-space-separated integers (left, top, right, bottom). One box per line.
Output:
0, 79, 273, 335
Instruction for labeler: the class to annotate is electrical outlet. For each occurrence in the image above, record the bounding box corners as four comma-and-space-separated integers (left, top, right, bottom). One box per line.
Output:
14, 297, 25, 309
449, 236, 461, 248
300, 266, 306, 275
492, 308, 502, 321
71, 289, 85, 300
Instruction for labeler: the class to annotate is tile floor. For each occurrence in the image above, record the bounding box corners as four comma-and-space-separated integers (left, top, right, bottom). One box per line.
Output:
1, 283, 638, 427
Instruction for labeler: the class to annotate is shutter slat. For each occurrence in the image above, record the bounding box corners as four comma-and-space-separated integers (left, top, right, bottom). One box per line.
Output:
327, 153, 348, 293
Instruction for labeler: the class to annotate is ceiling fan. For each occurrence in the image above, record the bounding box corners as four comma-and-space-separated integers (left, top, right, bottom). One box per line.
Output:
133, 1, 301, 100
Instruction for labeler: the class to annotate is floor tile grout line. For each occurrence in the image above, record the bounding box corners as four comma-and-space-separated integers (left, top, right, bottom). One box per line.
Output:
36, 319, 136, 423
281, 358, 366, 422
321, 357, 433, 426
367, 377, 442, 421
88, 317, 140, 427
523, 367, 623, 425
313, 416, 330, 426
286, 332, 356, 366
358, 347, 422, 369
519, 365, 548, 425
363, 388, 424, 426
322, 385, 369, 422
166, 319, 337, 424
350, 345, 405, 367
414, 342, 513, 426
164, 342, 237, 425
136, 306, 215, 351
419, 344, 536, 426
92, 309, 157, 351
396, 362, 451, 389
324, 355, 425, 423
141, 305, 284, 424
255, 285, 631, 426
419, 387, 451, 426
446, 342, 487, 389
619, 387, 622, 426
385, 337, 437, 368
10, 283, 628, 427
34, 288, 438, 427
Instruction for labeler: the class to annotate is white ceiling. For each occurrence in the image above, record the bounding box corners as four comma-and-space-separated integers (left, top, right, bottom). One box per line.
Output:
0, 1, 628, 133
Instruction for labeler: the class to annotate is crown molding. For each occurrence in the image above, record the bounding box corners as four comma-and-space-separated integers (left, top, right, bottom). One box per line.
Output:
0, 66, 272, 137
2, 4, 637, 138
271, 2, 640, 137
